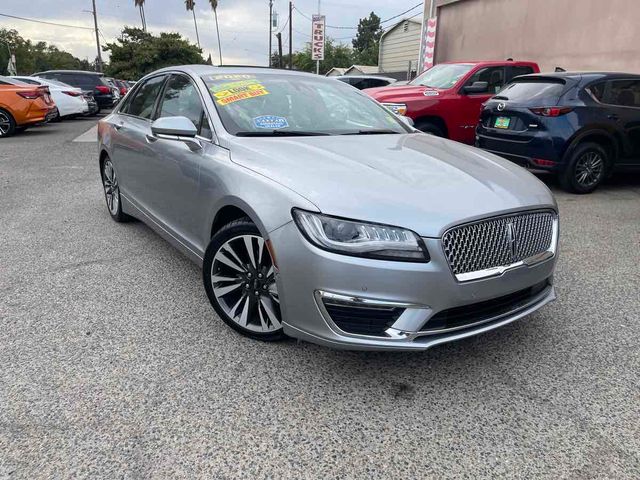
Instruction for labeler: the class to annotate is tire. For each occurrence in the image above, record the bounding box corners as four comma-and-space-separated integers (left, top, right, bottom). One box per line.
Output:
100, 157, 131, 222
415, 120, 445, 137
559, 142, 608, 194
203, 218, 285, 341
0, 109, 16, 138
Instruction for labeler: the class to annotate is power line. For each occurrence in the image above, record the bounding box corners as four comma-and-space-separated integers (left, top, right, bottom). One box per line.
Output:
0, 13, 94, 30
293, 2, 422, 30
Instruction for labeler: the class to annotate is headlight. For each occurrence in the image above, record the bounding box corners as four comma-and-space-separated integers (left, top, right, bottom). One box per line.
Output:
383, 103, 407, 116
292, 209, 429, 262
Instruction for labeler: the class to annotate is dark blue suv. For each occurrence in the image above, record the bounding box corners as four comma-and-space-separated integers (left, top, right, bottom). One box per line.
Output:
476, 72, 640, 193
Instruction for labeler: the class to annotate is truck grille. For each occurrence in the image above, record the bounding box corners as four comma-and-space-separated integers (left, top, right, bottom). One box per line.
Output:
442, 210, 556, 280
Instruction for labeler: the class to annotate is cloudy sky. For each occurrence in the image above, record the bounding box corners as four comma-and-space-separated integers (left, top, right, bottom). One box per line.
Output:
0, 0, 424, 65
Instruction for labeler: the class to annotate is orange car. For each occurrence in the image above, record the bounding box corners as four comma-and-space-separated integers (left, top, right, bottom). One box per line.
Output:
0, 82, 57, 137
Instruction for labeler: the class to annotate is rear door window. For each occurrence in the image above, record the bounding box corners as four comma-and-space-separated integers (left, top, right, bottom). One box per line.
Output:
497, 80, 566, 104
605, 79, 640, 107
124, 75, 167, 119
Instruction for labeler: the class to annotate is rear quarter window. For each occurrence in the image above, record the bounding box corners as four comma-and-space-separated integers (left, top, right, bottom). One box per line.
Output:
498, 80, 566, 104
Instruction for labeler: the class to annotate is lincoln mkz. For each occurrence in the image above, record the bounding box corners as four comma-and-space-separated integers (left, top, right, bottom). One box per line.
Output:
98, 66, 559, 351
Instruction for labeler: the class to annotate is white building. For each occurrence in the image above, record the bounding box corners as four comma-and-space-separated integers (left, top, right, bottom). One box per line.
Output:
378, 18, 422, 80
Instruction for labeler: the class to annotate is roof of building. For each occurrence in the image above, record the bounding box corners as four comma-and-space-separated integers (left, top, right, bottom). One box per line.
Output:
344, 65, 380, 75
325, 67, 347, 76
380, 18, 422, 42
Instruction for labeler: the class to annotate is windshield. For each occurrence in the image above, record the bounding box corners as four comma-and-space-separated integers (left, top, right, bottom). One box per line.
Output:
201, 73, 410, 136
410, 63, 474, 88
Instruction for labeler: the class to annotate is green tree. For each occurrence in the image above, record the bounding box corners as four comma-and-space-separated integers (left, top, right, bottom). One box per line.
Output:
351, 12, 383, 65
0, 28, 94, 75
103, 27, 204, 80
273, 38, 353, 74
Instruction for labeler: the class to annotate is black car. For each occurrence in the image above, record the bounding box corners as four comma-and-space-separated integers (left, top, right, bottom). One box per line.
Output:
476, 72, 640, 193
334, 75, 397, 90
33, 70, 115, 113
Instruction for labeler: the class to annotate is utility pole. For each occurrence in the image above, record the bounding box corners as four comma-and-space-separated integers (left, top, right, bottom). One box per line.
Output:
316, 0, 321, 75
91, 0, 103, 72
268, 0, 273, 67
276, 32, 283, 68
288, 1, 293, 69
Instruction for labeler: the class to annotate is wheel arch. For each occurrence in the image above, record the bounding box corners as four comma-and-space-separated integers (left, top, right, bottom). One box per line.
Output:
563, 128, 620, 167
208, 197, 270, 240
412, 115, 449, 137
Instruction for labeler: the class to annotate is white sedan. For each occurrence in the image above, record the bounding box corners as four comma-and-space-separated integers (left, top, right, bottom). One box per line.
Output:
10, 76, 89, 119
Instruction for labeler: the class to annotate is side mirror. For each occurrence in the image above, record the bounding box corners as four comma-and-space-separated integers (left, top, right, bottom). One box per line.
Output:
398, 115, 414, 128
151, 116, 201, 151
462, 81, 489, 94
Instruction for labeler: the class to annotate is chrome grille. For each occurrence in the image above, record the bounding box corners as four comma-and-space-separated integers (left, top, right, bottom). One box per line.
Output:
442, 211, 556, 278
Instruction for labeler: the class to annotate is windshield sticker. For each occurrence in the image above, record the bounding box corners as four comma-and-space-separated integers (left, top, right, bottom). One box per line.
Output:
253, 115, 289, 129
210, 79, 269, 105
423, 89, 439, 96
209, 74, 255, 81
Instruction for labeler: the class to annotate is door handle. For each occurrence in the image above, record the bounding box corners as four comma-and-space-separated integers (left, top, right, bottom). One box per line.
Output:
113, 122, 123, 130
608, 114, 619, 120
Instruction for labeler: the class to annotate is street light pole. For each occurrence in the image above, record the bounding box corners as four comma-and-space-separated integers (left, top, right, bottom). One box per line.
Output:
91, 0, 103, 72
268, 0, 273, 67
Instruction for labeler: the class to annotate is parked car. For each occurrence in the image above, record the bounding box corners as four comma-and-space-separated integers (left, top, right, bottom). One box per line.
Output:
477, 72, 640, 193
33, 70, 116, 113
98, 66, 559, 351
0, 77, 57, 137
334, 75, 397, 90
103, 77, 121, 103
364, 60, 540, 144
10, 76, 89, 120
113, 79, 129, 96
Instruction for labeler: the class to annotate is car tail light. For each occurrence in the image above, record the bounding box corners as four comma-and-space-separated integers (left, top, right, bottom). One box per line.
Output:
119, 87, 127, 95
16, 90, 43, 99
529, 107, 573, 117
63, 90, 82, 97
95, 85, 111, 94
532, 158, 557, 167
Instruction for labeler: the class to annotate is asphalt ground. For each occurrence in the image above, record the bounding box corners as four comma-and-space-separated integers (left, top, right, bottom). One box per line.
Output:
0, 117, 639, 479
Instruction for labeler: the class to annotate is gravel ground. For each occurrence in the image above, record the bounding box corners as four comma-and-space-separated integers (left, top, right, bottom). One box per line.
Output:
0, 118, 639, 479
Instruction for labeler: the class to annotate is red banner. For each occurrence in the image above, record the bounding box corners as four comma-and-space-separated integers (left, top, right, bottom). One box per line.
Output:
419, 17, 437, 73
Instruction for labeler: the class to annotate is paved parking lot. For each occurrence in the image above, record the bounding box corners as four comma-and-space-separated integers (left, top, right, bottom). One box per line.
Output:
1, 118, 639, 479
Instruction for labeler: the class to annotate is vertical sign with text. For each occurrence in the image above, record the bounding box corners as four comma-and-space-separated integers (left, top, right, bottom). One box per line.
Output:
311, 15, 326, 61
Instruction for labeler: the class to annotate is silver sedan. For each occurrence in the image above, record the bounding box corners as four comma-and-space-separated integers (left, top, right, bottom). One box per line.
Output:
98, 65, 559, 351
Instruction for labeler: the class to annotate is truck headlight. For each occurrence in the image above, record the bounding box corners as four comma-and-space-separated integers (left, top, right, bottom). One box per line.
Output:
292, 209, 429, 262
382, 103, 407, 116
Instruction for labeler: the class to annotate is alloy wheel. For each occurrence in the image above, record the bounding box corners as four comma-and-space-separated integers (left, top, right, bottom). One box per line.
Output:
211, 234, 281, 333
102, 160, 120, 215
574, 151, 604, 188
0, 112, 11, 136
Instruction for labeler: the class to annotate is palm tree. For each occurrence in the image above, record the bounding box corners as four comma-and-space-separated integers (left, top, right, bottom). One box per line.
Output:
134, 0, 147, 32
209, 0, 223, 65
185, 0, 201, 49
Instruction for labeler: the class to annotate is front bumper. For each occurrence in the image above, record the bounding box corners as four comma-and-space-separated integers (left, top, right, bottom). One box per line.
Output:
269, 221, 557, 351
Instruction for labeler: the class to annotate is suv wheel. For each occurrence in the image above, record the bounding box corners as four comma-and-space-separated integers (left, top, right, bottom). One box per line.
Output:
560, 142, 608, 194
414, 120, 445, 137
0, 109, 16, 138
203, 218, 285, 341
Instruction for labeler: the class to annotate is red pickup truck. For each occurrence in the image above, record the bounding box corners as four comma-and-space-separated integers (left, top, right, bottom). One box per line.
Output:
364, 60, 540, 144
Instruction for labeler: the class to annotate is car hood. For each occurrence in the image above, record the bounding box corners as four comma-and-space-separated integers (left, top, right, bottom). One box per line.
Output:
229, 134, 556, 237
364, 85, 446, 102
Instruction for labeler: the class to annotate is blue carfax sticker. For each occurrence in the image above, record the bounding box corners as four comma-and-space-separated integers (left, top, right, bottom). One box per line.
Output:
253, 115, 289, 129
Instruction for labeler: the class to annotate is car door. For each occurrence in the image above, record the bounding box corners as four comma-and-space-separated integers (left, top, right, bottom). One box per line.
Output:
109, 74, 168, 211
602, 78, 640, 165
454, 66, 506, 144
145, 73, 213, 247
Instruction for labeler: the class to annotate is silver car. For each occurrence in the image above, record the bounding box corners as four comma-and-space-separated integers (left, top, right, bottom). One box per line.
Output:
98, 65, 559, 351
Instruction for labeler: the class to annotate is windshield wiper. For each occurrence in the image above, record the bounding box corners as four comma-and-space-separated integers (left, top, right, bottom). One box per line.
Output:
235, 130, 330, 137
341, 129, 403, 135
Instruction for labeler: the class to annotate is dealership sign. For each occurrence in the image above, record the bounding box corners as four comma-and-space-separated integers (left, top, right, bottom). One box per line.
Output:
419, 16, 438, 73
311, 15, 326, 61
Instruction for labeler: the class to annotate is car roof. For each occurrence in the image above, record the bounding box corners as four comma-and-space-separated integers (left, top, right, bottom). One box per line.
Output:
514, 71, 640, 82
34, 70, 104, 75
147, 65, 319, 79
439, 60, 538, 66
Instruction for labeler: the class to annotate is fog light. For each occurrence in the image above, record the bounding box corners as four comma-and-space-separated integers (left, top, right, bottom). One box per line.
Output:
532, 158, 556, 167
